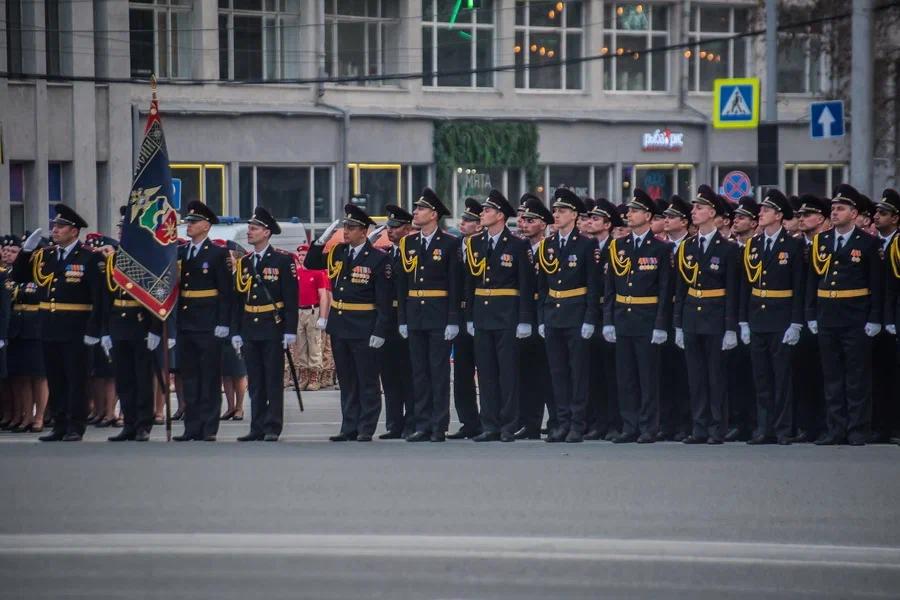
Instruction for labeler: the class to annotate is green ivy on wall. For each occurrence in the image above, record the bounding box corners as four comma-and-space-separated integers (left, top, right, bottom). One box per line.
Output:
433, 121, 540, 202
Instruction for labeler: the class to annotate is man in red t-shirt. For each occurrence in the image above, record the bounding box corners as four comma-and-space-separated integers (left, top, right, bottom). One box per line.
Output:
290, 243, 331, 391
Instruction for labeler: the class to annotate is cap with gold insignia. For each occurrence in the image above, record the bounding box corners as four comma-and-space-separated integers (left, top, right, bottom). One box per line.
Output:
735, 196, 760, 220
693, 184, 725, 215
460, 198, 482, 223
831, 183, 862, 209
664, 194, 691, 220
183, 200, 219, 224
582, 198, 596, 216
858, 193, 876, 219
249, 205, 282, 235
720, 197, 736, 221
483, 189, 515, 219
414, 187, 451, 217
796, 194, 828, 215
552, 188, 585, 213
877, 188, 900, 214
519, 194, 553, 225
385, 204, 413, 227
626, 188, 657, 214
50, 203, 88, 229
342, 203, 376, 228
591, 197, 624, 228
760, 189, 792, 220
655, 197, 671, 216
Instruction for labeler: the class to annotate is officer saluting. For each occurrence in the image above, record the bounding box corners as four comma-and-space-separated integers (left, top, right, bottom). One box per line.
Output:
231, 207, 298, 442
464, 189, 534, 442
305, 204, 392, 442
173, 201, 233, 442
11, 205, 101, 442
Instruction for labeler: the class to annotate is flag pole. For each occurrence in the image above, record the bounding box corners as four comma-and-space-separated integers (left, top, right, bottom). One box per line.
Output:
162, 320, 172, 442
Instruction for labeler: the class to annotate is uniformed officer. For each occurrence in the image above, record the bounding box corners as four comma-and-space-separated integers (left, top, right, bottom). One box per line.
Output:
537, 188, 601, 443
305, 204, 392, 441
464, 190, 534, 442
379, 204, 416, 439
513, 195, 556, 439
397, 188, 461, 443
871, 189, 899, 442
738, 189, 805, 445
230, 207, 298, 442
673, 185, 740, 444
12, 205, 102, 442
173, 201, 233, 442
602, 189, 674, 443
806, 184, 883, 445
447, 198, 482, 440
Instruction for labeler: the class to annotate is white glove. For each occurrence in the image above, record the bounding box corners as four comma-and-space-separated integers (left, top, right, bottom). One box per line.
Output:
516, 323, 532, 339
146, 332, 160, 351
580, 323, 595, 340
782, 323, 802, 346
84, 335, 100, 346
367, 224, 387, 244
369, 335, 385, 349
807, 320, 818, 335
315, 220, 341, 245
887, 324, 897, 336
398, 324, 408, 339
22, 228, 43, 252
444, 324, 459, 341
722, 330, 738, 351
864, 322, 882, 337
675, 328, 684, 349
316, 317, 327, 330
739, 322, 751, 346
167, 337, 176, 350
231, 335, 243, 352
283, 333, 297, 349
466, 322, 475, 337
538, 324, 545, 338
602, 325, 616, 343
101, 336, 113, 358
651, 329, 667, 345
0, 340, 5, 350
214, 326, 229, 338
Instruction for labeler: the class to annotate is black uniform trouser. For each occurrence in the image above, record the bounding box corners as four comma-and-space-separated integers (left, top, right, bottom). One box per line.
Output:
112, 339, 155, 435
474, 327, 519, 435
660, 339, 691, 436
332, 336, 381, 437
517, 335, 555, 432
586, 336, 619, 435
178, 332, 223, 439
381, 334, 414, 435
43, 340, 89, 436
616, 334, 660, 436
408, 328, 451, 434
244, 338, 285, 437
727, 342, 756, 434
683, 332, 727, 439
818, 326, 872, 441
452, 331, 479, 432
793, 328, 825, 437
749, 332, 793, 439
871, 331, 897, 440
545, 326, 589, 435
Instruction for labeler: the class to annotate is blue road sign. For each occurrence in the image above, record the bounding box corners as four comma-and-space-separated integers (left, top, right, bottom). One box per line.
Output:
810, 100, 845, 139
171, 178, 182, 210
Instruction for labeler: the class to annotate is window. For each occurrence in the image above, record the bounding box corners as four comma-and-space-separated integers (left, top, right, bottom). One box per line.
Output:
129, 0, 193, 79
348, 163, 402, 216
623, 164, 694, 203
325, 0, 400, 85
9, 163, 27, 234
777, 31, 829, 94
170, 163, 227, 217
687, 5, 751, 92
548, 165, 590, 199
6, 0, 23, 74
422, 0, 495, 88
534, 165, 611, 202
784, 164, 846, 197
218, 0, 302, 81
45, 0, 61, 76
603, 2, 669, 92
48, 163, 64, 221
239, 165, 334, 226
406, 165, 431, 210
514, 0, 583, 90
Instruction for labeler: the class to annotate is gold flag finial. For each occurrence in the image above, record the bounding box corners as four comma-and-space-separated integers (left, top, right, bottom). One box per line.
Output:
150, 74, 158, 100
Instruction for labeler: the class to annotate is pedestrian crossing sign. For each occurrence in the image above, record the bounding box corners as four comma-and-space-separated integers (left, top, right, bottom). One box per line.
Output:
713, 78, 760, 129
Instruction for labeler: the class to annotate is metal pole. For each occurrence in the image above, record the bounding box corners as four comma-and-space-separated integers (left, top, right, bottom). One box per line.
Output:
765, 0, 778, 123
162, 320, 172, 442
851, 0, 873, 194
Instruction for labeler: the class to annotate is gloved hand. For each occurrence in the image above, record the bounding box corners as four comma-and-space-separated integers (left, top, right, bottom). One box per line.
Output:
887, 324, 897, 336
315, 220, 341, 245
538, 324, 545, 338
231, 335, 243, 352
444, 324, 459, 341
214, 326, 229, 339
398, 324, 408, 339
84, 335, 100, 346
602, 325, 616, 343
782, 323, 802, 346
466, 322, 475, 337
316, 317, 327, 330
0, 340, 5, 350
651, 329, 667, 345
739, 322, 751, 345
367, 224, 387, 244
515, 323, 532, 339
580, 323, 595, 340
675, 328, 684, 349
167, 337, 176, 350
101, 335, 113, 358
722, 330, 738, 351
283, 333, 297, 349
146, 332, 160, 351
864, 322, 882, 337
369, 335, 385, 349
22, 228, 43, 252
807, 320, 818, 335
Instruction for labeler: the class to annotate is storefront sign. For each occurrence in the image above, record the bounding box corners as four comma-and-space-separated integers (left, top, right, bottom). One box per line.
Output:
641, 128, 684, 152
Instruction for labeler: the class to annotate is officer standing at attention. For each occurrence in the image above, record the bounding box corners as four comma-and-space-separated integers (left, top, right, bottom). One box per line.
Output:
173, 201, 233, 442
397, 188, 461, 443
870, 189, 899, 442
738, 189, 805, 445
806, 184, 883, 446
464, 190, 534, 442
674, 186, 740, 444
12, 205, 101, 442
536, 188, 600, 443
602, 189, 674, 444
305, 204, 392, 442
231, 207, 298, 442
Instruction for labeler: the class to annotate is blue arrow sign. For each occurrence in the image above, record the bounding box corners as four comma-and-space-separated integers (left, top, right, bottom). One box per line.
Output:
810, 100, 845, 139
171, 178, 182, 210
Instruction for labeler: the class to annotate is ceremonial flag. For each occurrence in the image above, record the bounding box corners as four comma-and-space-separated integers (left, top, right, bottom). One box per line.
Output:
112, 81, 179, 320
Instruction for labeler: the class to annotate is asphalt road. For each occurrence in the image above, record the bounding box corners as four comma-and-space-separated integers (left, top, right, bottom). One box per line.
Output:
1, 391, 898, 599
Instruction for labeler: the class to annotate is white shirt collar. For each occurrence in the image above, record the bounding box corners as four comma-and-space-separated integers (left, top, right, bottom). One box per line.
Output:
834, 228, 853, 249
698, 229, 716, 246
59, 239, 79, 259
349, 241, 366, 256
190, 236, 208, 254
531, 241, 542, 254
255, 244, 270, 259
764, 228, 783, 245
879, 231, 896, 245
632, 229, 649, 247
488, 230, 502, 245
420, 229, 437, 245
596, 235, 609, 251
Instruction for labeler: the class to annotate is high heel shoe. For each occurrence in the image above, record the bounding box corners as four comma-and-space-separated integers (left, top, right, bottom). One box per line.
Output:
5, 421, 22, 432
232, 412, 244, 421
96, 417, 116, 428
11, 422, 30, 433
171, 408, 185, 421
29, 423, 44, 433
220, 408, 236, 421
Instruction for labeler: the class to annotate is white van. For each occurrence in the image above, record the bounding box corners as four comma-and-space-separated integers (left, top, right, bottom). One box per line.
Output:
176, 218, 308, 254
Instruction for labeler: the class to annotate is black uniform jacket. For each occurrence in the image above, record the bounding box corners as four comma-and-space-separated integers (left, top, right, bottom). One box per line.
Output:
884, 235, 900, 328
396, 229, 460, 331
176, 238, 233, 334
603, 233, 674, 336
231, 246, 299, 341
536, 230, 601, 329
673, 231, 740, 335
99, 250, 161, 342
738, 230, 806, 333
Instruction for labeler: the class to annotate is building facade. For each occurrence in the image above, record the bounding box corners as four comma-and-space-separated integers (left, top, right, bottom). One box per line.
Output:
1, 0, 890, 237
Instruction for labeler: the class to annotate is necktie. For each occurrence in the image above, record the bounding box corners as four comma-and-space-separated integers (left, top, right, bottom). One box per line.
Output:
559, 236, 566, 251
253, 254, 260, 270
422, 236, 428, 252
764, 238, 773, 257
349, 248, 356, 262
883, 238, 890, 253
699, 237, 706, 255
836, 235, 845, 253
57, 248, 63, 262
188, 245, 197, 261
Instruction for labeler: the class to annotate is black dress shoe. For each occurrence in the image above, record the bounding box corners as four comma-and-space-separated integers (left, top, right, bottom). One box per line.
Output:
378, 431, 403, 440
613, 432, 638, 444
108, 430, 135, 442
603, 430, 620, 442
514, 427, 541, 440
847, 436, 866, 446
673, 431, 689, 442
203, 435, 217, 442
723, 427, 743, 442
655, 431, 673, 442
430, 432, 445, 442
789, 431, 812, 443
473, 431, 501, 442
583, 429, 603, 441
707, 437, 723, 445
565, 431, 583, 443
62, 433, 83, 442
747, 435, 775, 445
545, 429, 568, 443
776, 437, 792, 445
682, 435, 707, 444
172, 434, 193, 442
356, 434, 373, 442
447, 428, 479, 440
406, 431, 430, 443
264, 434, 279, 442
329, 433, 355, 442
500, 432, 515, 442
237, 433, 263, 442
815, 435, 844, 446
636, 432, 656, 444
134, 430, 151, 442
39, 432, 65, 442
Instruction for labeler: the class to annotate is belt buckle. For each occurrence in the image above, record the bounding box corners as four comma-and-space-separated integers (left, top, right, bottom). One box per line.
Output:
415, 290, 423, 297
625, 295, 632, 304
760, 290, 767, 298
830, 291, 837, 298
696, 289, 703, 298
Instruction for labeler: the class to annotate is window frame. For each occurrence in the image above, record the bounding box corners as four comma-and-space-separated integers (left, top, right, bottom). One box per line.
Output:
239, 164, 335, 233
9, 162, 28, 235
514, 0, 584, 91
129, 0, 193, 80
783, 163, 847, 197
686, 5, 752, 93
777, 31, 831, 96
325, 0, 401, 86
421, 0, 496, 89
218, 0, 301, 81
601, 2, 670, 93
169, 163, 228, 217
